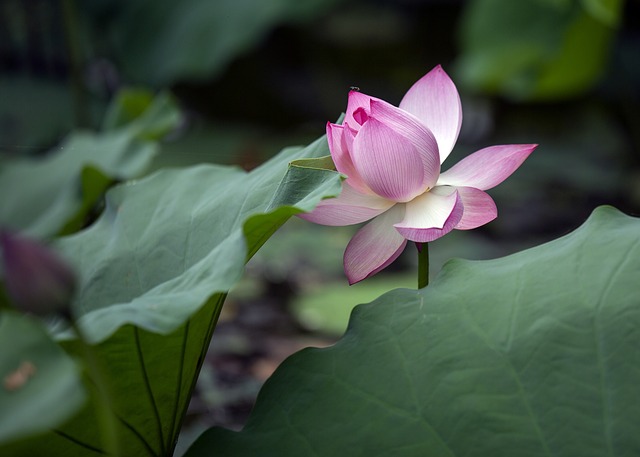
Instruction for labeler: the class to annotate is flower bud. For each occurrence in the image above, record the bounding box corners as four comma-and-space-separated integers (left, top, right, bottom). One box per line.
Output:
1, 230, 76, 316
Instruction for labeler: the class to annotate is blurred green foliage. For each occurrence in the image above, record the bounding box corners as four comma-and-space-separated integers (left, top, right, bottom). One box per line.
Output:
81, 0, 345, 86
0, 90, 180, 238
292, 274, 415, 335
456, 0, 625, 100
0, 312, 85, 446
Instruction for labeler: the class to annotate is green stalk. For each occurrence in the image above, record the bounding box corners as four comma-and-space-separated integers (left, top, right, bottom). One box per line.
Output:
417, 242, 429, 289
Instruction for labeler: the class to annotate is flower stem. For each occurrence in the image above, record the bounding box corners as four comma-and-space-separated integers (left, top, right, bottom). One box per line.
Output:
417, 242, 429, 289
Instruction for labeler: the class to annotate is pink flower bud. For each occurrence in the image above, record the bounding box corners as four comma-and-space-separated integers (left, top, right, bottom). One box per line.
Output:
1, 231, 76, 316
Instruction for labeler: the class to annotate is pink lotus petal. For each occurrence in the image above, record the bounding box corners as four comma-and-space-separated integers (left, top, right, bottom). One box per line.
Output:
342, 122, 357, 151
399, 65, 462, 164
345, 90, 376, 128
344, 205, 407, 284
451, 186, 497, 230
394, 188, 463, 242
352, 118, 431, 202
327, 122, 370, 194
327, 122, 352, 176
437, 144, 537, 190
368, 99, 440, 190
299, 181, 394, 226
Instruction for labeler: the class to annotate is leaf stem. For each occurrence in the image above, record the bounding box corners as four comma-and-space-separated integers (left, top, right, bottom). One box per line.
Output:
417, 242, 429, 289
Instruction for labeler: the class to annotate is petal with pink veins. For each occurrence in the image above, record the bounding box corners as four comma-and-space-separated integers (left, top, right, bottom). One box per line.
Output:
342, 122, 357, 150
437, 144, 537, 190
399, 65, 462, 164
344, 205, 407, 284
394, 188, 463, 242
352, 118, 431, 202
368, 99, 440, 190
298, 181, 394, 226
451, 186, 497, 230
326, 122, 370, 194
326, 123, 351, 175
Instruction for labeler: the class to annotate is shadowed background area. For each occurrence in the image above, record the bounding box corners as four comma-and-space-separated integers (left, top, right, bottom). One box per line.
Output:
1, 0, 638, 452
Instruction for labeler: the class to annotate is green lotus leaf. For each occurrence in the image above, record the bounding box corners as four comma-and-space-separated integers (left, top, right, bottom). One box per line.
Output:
0, 133, 341, 456
187, 206, 640, 457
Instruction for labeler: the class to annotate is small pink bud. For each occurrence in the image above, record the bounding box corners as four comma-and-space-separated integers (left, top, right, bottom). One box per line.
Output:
1, 230, 76, 316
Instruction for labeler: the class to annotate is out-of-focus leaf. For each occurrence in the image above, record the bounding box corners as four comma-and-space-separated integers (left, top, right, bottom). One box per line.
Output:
84, 0, 344, 86
57, 166, 113, 235
0, 91, 181, 238
0, 312, 85, 446
101, 89, 181, 140
456, 0, 624, 100
293, 274, 415, 335
0, 133, 341, 456
186, 206, 640, 457
581, 0, 624, 26
0, 132, 155, 238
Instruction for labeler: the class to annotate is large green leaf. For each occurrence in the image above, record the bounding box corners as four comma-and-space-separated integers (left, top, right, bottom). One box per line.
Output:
186, 206, 640, 456
455, 0, 624, 100
0, 312, 86, 446
61, 139, 340, 345
0, 91, 180, 238
0, 134, 341, 456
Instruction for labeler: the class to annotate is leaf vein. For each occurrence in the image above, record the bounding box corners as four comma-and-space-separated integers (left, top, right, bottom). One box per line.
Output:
134, 327, 166, 455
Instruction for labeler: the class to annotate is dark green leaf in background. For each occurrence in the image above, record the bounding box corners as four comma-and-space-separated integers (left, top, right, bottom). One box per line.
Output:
101, 90, 182, 141
0, 90, 180, 238
456, 0, 624, 100
187, 206, 640, 457
84, 0, 345, 86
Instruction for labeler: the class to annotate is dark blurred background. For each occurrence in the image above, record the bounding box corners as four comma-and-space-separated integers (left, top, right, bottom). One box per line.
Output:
1, 0, 638, 452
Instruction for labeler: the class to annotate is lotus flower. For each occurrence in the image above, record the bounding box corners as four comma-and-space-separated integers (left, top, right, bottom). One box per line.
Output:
300, 65, 536, 284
